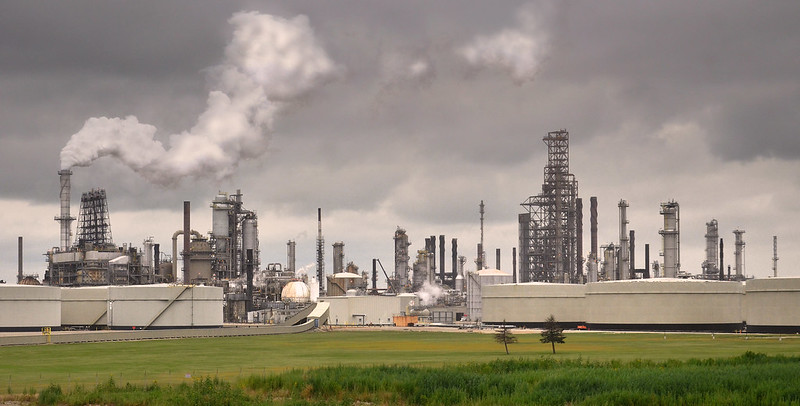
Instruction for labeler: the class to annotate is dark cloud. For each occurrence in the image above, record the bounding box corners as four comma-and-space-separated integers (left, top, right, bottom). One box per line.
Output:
1, 1, 799, 284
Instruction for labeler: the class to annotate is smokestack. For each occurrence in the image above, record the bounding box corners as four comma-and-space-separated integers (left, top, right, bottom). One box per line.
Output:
496, 248, 501, 270
439, 235, 445, 285
629, 230, 635, 279
183, 201, 190, 284
644, 243, 650, 279
371, 259, 378, 293
773, 235, 778, 278
316, 208, 325, 294
719, 238, 724, 280
512, 247, 517, 283
479, 201, 485, 268
56, 170, 75, 251
576, 197, 583, 281
246, 248, 254, 312
287, 240, 296, 273
17, 236, 23, 284
430, 235, 436, 277
154, 243, 160, 275
590, 197, 598, 259
451, 238, 458, 288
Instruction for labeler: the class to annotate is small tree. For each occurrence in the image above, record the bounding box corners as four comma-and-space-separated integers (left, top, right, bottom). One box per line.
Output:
540, 314, 566, 354
494, 320, 518, 355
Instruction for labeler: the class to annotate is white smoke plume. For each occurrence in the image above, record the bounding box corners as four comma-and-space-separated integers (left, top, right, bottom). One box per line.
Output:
60, 12, 339, 184
294, 262, 316, 279
456, 3, 552, 84
380, 52, 436, 87
416, 280, 444, 306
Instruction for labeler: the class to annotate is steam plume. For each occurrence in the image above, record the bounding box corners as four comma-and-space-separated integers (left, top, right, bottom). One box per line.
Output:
457, 3, 551, 84
60, 12, 338, 184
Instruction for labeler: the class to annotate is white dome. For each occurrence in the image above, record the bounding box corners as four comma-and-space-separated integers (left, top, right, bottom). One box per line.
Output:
281, 281, 311, 303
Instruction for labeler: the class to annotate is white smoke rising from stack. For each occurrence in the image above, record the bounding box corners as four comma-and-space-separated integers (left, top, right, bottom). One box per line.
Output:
416, 281, 444, 306
456, 3, 552, 84
60, 12, 339, 184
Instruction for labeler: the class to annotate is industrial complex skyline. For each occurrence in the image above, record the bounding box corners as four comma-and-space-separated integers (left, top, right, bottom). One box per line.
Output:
1, 1, 798, 284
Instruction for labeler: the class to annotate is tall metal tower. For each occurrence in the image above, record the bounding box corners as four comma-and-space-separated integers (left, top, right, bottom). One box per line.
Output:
733, 229, 745, 280
659, 201, 680, 278
702, 219, 719, 279
618, 200, 630, 280
519, 130, 580, 283
394, 227, 411, 288
75, 189, 113, 248
773, 235, 778, 278
55, 170, 75, 251
316, 208, 325, 294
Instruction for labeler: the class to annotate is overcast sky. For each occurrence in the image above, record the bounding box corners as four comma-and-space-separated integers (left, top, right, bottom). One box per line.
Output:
1, 1, 798, 285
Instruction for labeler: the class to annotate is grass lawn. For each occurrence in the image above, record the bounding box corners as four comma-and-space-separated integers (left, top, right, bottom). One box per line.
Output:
1, 328, 799, 393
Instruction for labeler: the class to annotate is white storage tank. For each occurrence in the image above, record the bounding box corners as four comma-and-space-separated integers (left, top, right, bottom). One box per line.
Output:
107, 285, 223, 329
482, 283, 585, 327
585, 279, 744, 331
744, 278, 800, 333
0, 286, 61, 330
466, 268, 513, 322
61, 286, 109, 327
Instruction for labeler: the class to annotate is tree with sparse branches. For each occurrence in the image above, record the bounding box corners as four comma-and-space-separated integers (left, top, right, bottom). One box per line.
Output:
494, 320, 518, 355
540, 314, 566, 354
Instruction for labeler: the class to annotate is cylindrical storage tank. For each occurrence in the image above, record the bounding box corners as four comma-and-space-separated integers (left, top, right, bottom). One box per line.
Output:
585, 279, 743, 331
243, 218, 257, 251
745, 278, 800, 333
0, 286, 61, 330
107, 285, 223, 329
211, 194, 231, 250
482, 283, 585, 327
61, 286, 109, 327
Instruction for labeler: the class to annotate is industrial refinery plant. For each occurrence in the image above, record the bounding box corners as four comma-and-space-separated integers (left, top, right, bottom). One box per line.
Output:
2, 127, 799, 335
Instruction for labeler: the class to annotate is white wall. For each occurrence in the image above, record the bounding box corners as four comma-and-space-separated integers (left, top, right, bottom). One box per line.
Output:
61, 287, 108, 326
320, 294, 416, 325
108, 285, 223, 328
482, 283, 585, 324
0, 286, 60, 329
745, 278, 800, 328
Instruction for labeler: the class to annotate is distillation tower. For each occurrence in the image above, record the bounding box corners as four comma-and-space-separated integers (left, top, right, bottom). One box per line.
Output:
519, 129, 581, 283
209, 190, 259, 281
733, 229, 746, 280
702, 219, 719, 279
659, 201, 680, 278
618, 200, 630, 280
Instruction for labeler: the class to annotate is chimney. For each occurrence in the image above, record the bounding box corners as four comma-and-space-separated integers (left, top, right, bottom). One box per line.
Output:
496, 248, 501, 270
17, 236, 23, 283
183, 201, 190, 284
56, 170, 75, 251
439, 235, 445, 285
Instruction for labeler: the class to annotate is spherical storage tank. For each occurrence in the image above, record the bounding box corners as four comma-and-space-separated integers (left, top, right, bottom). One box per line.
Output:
281, 280, 311, 303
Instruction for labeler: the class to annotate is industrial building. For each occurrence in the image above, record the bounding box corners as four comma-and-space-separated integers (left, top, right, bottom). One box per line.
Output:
1, 284, 223, 331
482, 278, 800, 333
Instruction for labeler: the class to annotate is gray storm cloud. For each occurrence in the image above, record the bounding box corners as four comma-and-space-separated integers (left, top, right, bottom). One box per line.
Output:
457, 3, 551, 84
59, 12, 338, 184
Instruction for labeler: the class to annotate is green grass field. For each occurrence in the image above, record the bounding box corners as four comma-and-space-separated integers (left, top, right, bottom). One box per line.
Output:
2, 328, 800, 394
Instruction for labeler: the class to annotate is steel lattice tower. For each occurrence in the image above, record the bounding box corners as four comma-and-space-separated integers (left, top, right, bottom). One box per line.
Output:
519, 130, 580, 283
75, 189, 113, 248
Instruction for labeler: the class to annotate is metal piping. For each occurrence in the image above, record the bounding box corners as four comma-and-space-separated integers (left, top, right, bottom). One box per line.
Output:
172, 229, 202, 283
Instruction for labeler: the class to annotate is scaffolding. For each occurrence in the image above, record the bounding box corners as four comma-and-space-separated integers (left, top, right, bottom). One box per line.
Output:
519, 130, 581, 283
75, 189, 113, 248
